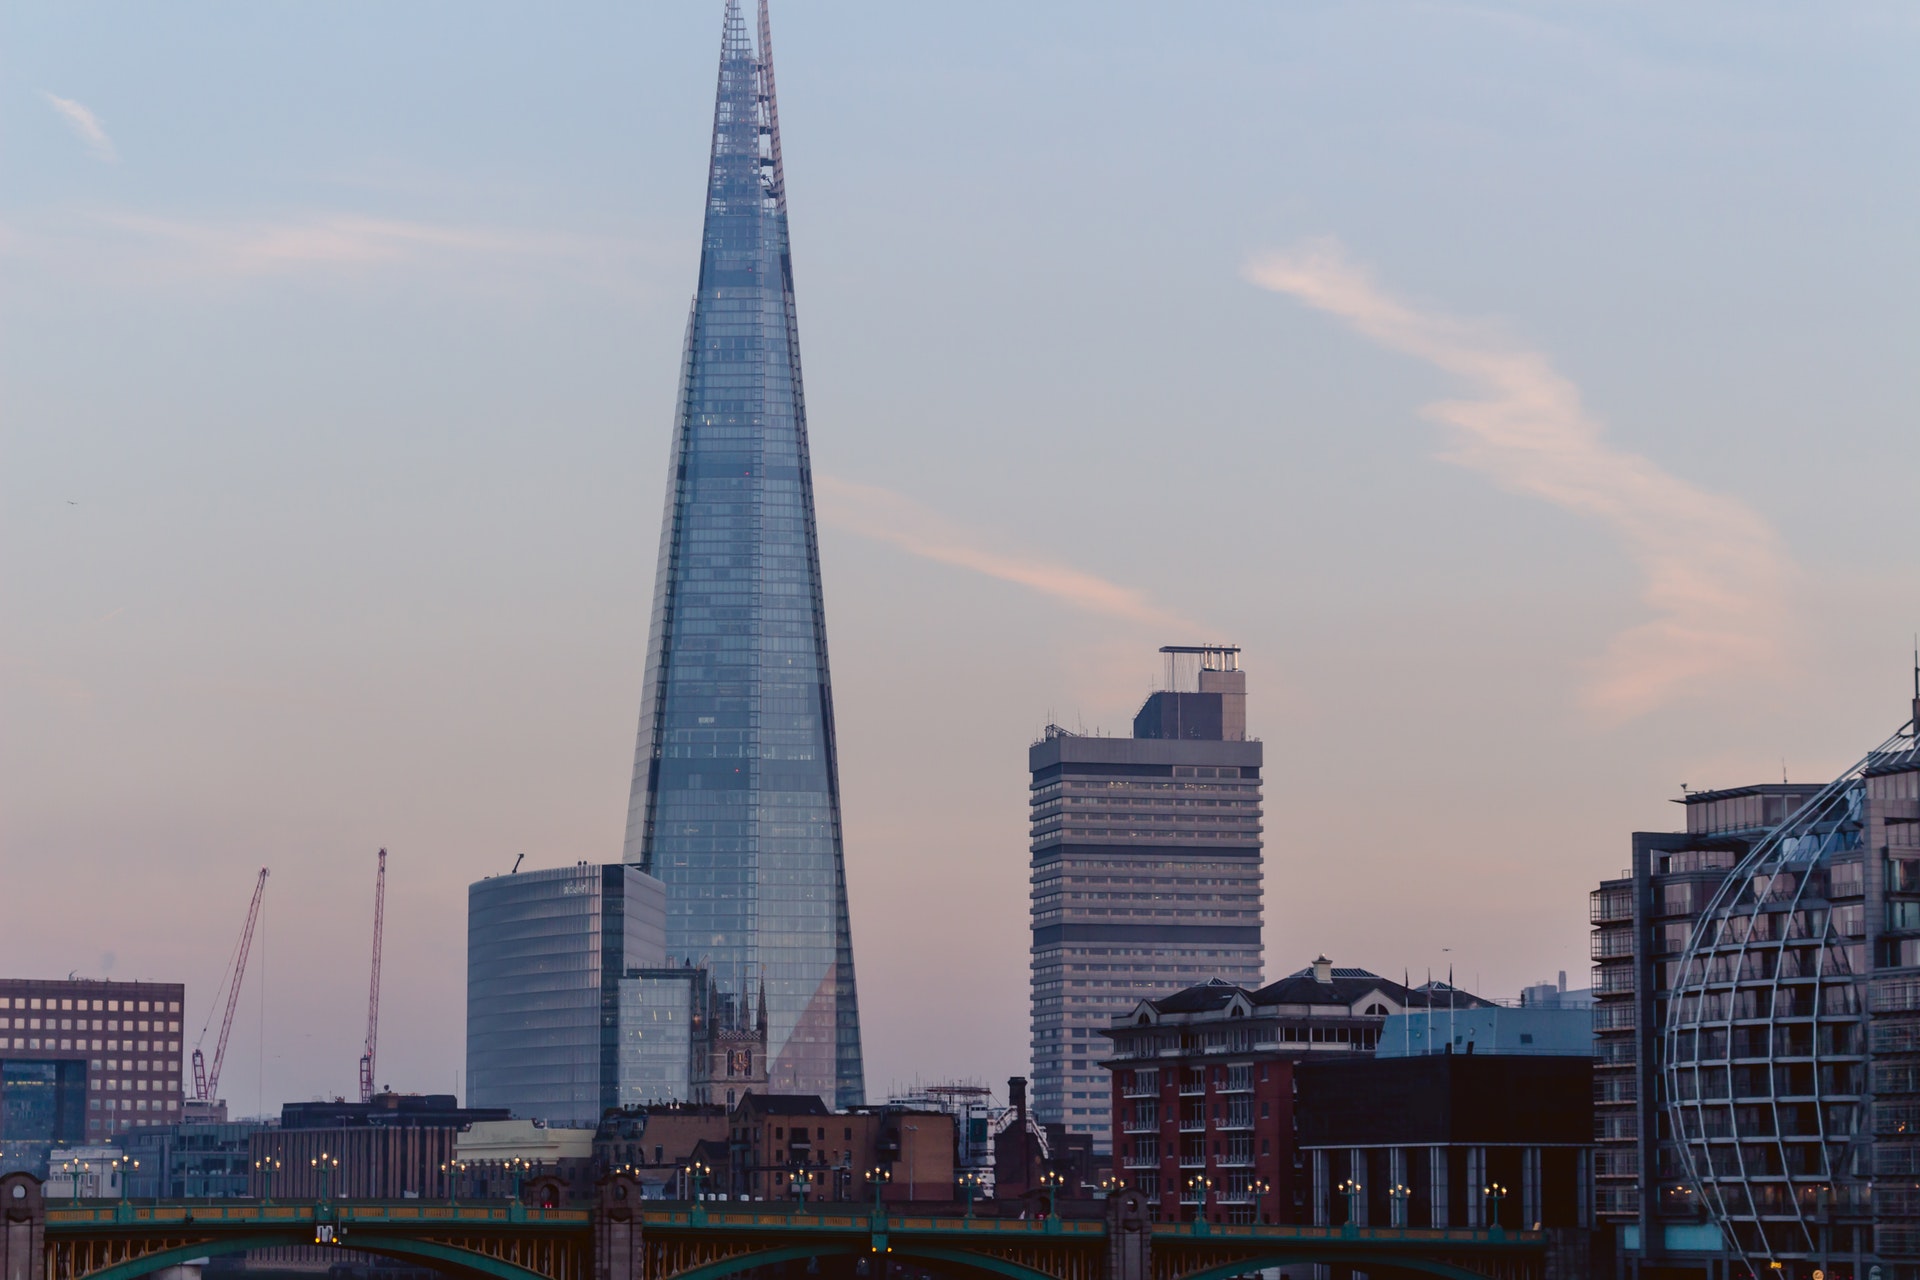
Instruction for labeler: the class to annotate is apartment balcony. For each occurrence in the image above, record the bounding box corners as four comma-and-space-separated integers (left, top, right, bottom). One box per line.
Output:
1178, 1119, 1206, 1133
1592, 929, 1635, 961
1591, 891, 1634, 924
1121, 1121, 1160, 1135
1178, 1082, 1206, 1097
1216, 1155, 1255, 1168
1178, 1156, 1206, 1169
1122, 1156, 1161, 1170
1217, 1116, 1254, 1131
1121, 1086, 1158, 1100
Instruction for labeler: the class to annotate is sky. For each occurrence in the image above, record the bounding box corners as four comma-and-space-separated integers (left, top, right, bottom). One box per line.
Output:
2, 1, 1916, 1115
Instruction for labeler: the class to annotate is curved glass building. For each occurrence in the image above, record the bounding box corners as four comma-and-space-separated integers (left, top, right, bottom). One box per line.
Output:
1664, 702, 1920, 1274
622, 0, 864, 1108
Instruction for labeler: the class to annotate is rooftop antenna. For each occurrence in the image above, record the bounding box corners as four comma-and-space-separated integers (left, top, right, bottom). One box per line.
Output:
511, 853, 524, 874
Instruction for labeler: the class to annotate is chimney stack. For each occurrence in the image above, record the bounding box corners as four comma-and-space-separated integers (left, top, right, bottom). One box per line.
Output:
1312, 956, 1333, 985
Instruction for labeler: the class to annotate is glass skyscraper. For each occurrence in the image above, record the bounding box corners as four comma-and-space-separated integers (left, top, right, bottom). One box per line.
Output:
622, 0, 865, 1108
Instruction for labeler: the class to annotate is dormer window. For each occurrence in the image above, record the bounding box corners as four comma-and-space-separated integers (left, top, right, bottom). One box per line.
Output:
1364, 1003, 1388, 1016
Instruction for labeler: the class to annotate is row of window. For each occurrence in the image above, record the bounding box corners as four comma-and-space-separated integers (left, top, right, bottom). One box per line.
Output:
0, 996, 178, 1013
4, 1037, 179, 1054
0, 1017, 178, 1033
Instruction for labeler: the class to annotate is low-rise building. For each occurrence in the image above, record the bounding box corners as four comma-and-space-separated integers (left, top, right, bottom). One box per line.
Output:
125, 1122, 269, 1198
1100, 960, 1495, 1224
1294, 1053, 1594, 1232
43, 1147, 126, 1199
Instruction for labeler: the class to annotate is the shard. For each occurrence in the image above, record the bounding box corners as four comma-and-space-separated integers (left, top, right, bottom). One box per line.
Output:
623, 0, 864, 1108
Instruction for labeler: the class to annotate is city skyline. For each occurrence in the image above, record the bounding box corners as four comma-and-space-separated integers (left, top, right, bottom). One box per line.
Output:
2, 0, 1916, 1116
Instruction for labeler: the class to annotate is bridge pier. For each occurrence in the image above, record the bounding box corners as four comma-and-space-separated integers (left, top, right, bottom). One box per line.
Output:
1, 1174, 45, 1280
592, 1173, 644, 1280
1104, 1189, 1151, 1280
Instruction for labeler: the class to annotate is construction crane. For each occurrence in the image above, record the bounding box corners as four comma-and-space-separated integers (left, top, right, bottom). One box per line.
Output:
191, 868, 269, 1105
358, 848, 386, 1104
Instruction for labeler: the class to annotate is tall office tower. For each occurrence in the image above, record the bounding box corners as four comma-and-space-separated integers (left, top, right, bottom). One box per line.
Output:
622, 0, 864, 1108
466, 864, 666, 1126
1589, 784, 1820, 1279
1028, 645, 1264, 1151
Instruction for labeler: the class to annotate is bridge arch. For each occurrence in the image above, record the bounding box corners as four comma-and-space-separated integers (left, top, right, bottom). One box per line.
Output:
1175, 1251, 1508, 1280
71, 1232, 559, 1280
667, 1240, 1067, 1280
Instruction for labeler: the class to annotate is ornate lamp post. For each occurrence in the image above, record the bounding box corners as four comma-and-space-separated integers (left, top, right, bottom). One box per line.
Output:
957, 1171, 985, 1219
682, 1160, 712, 1201
1097, 1175, 1126, 1198
1387, 1182, 1411, 1228
112, 1157, 140, 1207
440, 1159, 467, 1207
254, 1157, 282, 1205
1186, 1174, 1214, 1235
311, 1153, 339, 1203
1040, 1170, 1067, 1227
1249, 1177, 1273, 1227
1482, 1182, 1509, 1236
62, 1158, 83, 1206
865, 1166, 891, 1214
505, 1156, 532, 1200
1336, 1177, 1363, 1235
790, 1167, 814, 1212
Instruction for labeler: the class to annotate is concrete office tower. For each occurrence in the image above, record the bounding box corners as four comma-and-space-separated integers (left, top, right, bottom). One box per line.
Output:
621, 0, 864, 1109
1028, 645, 1264, 1151
466, 864, 666, 1127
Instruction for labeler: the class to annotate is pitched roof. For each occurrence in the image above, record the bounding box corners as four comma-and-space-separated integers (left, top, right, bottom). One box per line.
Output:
1118, 963, 1497, 1022
734, 1093, 831, 1119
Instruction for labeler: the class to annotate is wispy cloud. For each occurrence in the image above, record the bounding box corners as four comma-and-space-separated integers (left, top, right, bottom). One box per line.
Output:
815, 475, 1193, 630
42, 92, 117, 161
1247, 239, 1792, 720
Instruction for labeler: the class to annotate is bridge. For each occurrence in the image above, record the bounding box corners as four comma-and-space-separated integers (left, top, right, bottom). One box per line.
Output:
1, 1173, 1562, 1280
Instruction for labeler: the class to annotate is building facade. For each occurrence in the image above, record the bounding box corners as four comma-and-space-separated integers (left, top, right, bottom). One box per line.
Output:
1030, 645, 1264, 1150
1590, 783, 1821, 1276
620, 0, 865, 1109
124, 1121, 268, 1198
1295, 1054, 1593, 1232
1100, 962, 1491, 1223
1659, 699, 1920, 1279
466, 864, 666, 1126
0, 978, 185, 1173
251, 1093, 509, 1200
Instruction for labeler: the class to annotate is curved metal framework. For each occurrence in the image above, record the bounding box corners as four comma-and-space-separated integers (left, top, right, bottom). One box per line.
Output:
1663, 717, 1920, 1268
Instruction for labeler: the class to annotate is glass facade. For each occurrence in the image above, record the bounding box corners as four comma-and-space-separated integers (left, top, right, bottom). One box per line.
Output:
622, 0, 864, 1107
466, 864, 665, 1126
1664, 714, 1920, 1273
617, 970, 705, 1107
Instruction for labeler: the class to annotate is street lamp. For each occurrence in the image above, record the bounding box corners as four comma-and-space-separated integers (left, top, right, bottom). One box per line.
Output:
1387, 1182, 1411, 1228
1249, 1177, 1273, 1226
865, 1166, 891, 1213
1336, 1177, 1363, 1231
682, 1161, 712, 1202
62, 1158, 82, 1206
1041, 1170, 1067, 1222
957, 1171, 985, 1219
254, 1157, 282, 1205
440, 1159, 467, 1207
1097, 1175, 1126, 1199
112, 1157, 140, 1207
1186, 1174, 1214, 1234
504, 1157, 532, 1200
311, 1153, 339, 1203
790, 1166, 814, 1212
1483, 1182, 1509, 1235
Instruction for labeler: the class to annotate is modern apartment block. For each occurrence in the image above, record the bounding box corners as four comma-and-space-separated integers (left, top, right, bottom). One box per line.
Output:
1030, 645, 1264, 1150
1589, 783, 1821, 1275
0, 977, 186, 1172
466, 863, 666, 1126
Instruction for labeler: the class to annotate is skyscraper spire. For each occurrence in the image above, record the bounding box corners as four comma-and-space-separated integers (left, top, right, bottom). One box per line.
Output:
624, 0, 865, 1108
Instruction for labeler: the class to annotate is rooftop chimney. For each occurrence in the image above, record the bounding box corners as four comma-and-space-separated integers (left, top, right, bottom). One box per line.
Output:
1312, 956, 1333, 985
